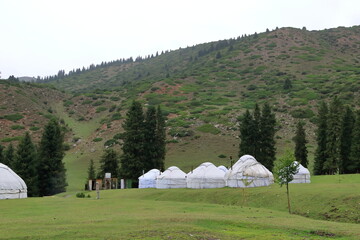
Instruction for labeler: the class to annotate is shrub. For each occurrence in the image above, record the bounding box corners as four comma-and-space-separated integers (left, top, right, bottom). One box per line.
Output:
1, 136, 23, 143
63, 100, 73, 107
197, 124, 221, 135
113, 133, 124, 140
290, 108, 314, 119
111, 113, 121, 121
11, 125, 25, 130
76, 192, 85, 198
93, 138, 103, 142
218, 154, 227, 158
3, 113, 24, 121
104, 139, 119, 147
30, 126, 40, 131
96, 107, 107, 113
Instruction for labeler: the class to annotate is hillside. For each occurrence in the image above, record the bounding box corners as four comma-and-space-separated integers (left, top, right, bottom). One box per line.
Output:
1, 26, 360, 190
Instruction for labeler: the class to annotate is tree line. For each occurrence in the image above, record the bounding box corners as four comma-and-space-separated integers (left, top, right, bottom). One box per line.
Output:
90, 101, 166, 182
0, 119, 67, 196
314, 97, 360, 175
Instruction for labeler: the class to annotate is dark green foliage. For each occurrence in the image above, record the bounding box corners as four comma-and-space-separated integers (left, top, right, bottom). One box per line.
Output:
143, 106, 158, 172
155, 106, 166, 171
98, 149, 119, 178
314, 102, 328, 175
120, 101, 145, 179
259, 103, 277, 171
3, 143, 15, 168
104, 139, 118, 147
323, 97, 343, 174
87, 159, 96, 180
283, 78, 292, 90
239, 110, 255, 157
197, 124, 221, 135
13, 132, 39, 197
0, 144, 4, 165
293, 122, 308, 167
349, 110, 360, 173
3, 113, 24, 121
38, 119, 67, 196
340, 107, 354, 173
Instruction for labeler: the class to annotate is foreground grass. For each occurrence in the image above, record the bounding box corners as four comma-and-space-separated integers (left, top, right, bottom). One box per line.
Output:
0, 189, 359, 240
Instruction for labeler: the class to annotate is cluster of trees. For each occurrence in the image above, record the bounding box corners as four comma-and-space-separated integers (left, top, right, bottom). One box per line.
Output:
89, 101, 166, 181
238, 103, 277, 171
0, 119, 67, 196
314, 97, 360, 175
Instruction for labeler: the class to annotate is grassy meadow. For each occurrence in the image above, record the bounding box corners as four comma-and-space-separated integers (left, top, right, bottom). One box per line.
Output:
0, 174, 359, 239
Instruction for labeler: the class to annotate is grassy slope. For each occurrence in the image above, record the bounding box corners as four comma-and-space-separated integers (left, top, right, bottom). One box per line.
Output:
0, 175, 359, 239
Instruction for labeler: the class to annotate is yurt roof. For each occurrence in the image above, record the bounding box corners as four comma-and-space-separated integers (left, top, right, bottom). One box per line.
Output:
138, 169, 161, 180
157, 166, 186, 179
187, 162, 225, 179
218, 165, 228, 173
228, 155, 273, 178
0, 163, 27, 191
293, 161, 310, 175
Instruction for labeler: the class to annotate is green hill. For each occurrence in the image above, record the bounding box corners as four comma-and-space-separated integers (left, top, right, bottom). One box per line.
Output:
1, 26, 360, 190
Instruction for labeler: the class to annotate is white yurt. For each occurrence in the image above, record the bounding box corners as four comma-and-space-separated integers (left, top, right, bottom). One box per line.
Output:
225, 155, 274, 188
217, 165, 228, 173
0, 163, 27, 199
156, 166, 187, 189
138, 169, 161, 188
290, 161, 311, 183
187, 162, 226, 189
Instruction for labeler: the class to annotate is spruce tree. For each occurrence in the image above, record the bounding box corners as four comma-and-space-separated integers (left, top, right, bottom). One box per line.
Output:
87, 159, 96, 180
98, 149, 119, 178
259, 103, 276, 171
293, 121, 308, 167
13, 132, 39, 197
143, 106, 158, 172
38, 119, 67, 196
155, 106, 166, 171
0, 144, 4, 164
252, 104, 261, 159
4, 143, 15, 168
239, 110, 255, 157
314, 102, 328, 175
323, 97, 343, 174
120, 101, 145, 179
340, 106, 354, 173
349, 110, 360, 173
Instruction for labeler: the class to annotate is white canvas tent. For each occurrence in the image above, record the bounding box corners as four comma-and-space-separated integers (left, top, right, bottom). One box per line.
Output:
156, 166, 187, 189
187, 162, 226, 189
218, 165, 228, 173
290, 161, 311, 183
225, 155, 274, 188
138, 169, 161, 188
0, 163, 27, 199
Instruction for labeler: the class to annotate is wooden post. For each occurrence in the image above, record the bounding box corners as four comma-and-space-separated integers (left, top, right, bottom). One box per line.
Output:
96, 182, 100, 199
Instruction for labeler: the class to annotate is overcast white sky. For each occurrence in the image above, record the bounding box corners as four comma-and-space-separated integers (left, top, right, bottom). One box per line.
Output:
0, 0, 359, 79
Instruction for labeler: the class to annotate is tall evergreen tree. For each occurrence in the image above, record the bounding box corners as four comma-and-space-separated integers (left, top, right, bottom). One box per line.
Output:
314, 102, 328, 175
87, 159, 96, 180
98, 149, 119, 178
155, 106, 166, 171
349, 110, 360, 173
0, 144, 4, 164
120, 101, 145, 179
252, 104, 261, 159
4, 143, 15, 168
239, 110, 255, 157
340, 106, 355, 174
323, 97, 343, 174
259, 103, 276, 171
13, 132, 39, 197
38, 119, 67, 196
293, 121, 308, 167
143, 106, 158, 172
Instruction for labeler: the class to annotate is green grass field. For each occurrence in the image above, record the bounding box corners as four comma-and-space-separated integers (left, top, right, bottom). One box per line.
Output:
1, 174, 359, 239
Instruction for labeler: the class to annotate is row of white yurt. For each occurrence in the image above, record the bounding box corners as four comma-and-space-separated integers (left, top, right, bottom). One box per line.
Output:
0, 163, 27, 199
187, 162, 226, 189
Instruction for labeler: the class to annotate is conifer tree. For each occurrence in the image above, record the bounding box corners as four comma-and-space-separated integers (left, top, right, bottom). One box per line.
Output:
293, 121, 308, 167
143, 106, 158, 172
155, 106, 166, 171
87, 159, 96, 180
38, 119, 67, 196
259, 103, 276, 171
4, 143, 15, 168
314, 102, 328, 175
13, 132, 39, 197
349, 110, 360, 173
340, 106, 354, 173
99, 149, 119, 178
120, 101, 145, 179
323, 97, 343, 174
252, 104, 261, 159
0, 144, 4, 164
239, 110, 255, 157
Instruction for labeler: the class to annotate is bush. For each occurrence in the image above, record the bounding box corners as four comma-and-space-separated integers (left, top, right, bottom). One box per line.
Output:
76, 192, 85, 198
197, 124, 221, 135
11, 125, 25, 130
96, 107, 107, 113
3, 113, 24, 121
30, 126, 40, 131
93, 138, 103, 142
218, 154, 227, 158
290, 108, 314, 119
